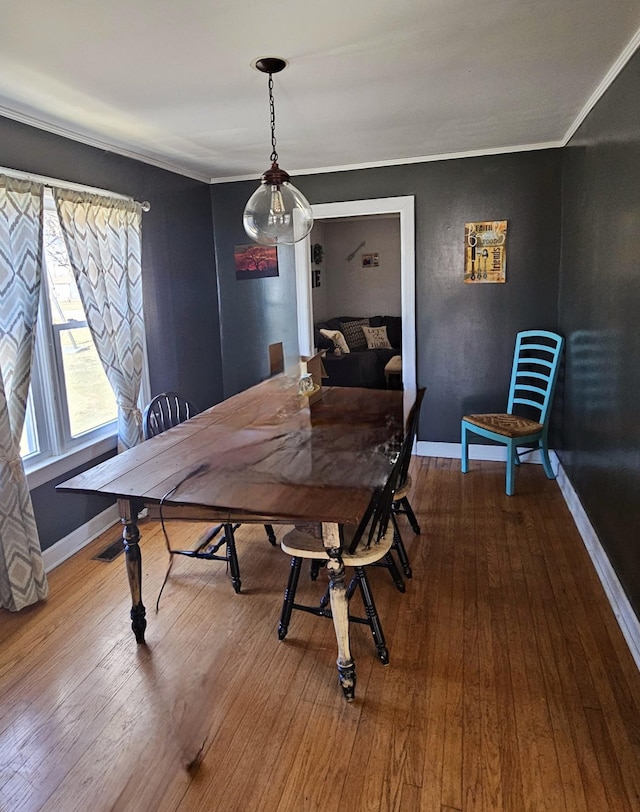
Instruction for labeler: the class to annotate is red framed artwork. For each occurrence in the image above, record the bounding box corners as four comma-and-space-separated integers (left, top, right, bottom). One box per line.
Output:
234, 244, 279, 280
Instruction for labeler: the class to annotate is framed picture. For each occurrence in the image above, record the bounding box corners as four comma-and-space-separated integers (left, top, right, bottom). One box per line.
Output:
464, 221, 507, 283
361, 252, 379, 268
234, 244, 279, 280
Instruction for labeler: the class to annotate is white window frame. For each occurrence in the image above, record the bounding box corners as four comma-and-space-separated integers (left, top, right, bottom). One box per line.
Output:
19, 184, 150, 490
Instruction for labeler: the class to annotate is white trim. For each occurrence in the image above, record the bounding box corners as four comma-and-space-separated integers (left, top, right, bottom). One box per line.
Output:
0, 106, 210, 184
416, 440, 547, 465
41, 504, 120, 573
0, 165, 133, 201
210, 141, 564, 184
294, 238, 315, 359
414, 440, 640, 672
562, 26, 640, 145
2, 25, 639, 187
296, 196, 416, 423
555, 463, 640, 672
25, 434, 118, 490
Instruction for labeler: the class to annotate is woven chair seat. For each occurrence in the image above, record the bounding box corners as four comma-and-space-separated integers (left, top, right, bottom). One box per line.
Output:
281, 524, 394, 567
463, 413, 543, 438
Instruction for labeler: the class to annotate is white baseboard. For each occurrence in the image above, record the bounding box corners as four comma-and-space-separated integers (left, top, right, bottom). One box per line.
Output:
555, 463, 640, 672
416, 440, 545, 464
42, 504, 120, 573
416, 441, 640, 672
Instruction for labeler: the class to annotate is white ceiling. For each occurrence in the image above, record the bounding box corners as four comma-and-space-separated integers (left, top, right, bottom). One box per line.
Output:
2, 1, 640, 184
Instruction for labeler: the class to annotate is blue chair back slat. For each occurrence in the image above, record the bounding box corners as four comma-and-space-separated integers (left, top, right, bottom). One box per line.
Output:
518, 342, 558, 354
516, 363, 553, 381
507, 331, 563, 424
515, 381, 548, 394
513, 397, 547, 413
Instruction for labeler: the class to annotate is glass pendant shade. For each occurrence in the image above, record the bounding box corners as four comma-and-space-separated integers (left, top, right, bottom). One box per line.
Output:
243, 168, 313, 246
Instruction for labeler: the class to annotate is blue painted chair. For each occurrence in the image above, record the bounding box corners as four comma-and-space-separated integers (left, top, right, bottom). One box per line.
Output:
461, 330, 564, 496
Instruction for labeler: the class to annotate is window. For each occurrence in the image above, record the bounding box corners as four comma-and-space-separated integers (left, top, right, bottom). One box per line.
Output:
21, 188, 147, 482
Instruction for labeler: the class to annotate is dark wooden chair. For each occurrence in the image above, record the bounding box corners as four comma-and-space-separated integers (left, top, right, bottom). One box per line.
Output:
143, 391, 199, 439
388, 387, 426, 582
308, 387, 425, 592
143, 392, 275, 608
277, 434, 405, 667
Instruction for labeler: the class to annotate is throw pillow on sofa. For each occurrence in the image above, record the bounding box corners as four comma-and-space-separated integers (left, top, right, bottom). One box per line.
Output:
382, 315, 402, 349
339, 318, 370, 351
320, 328, 350, 354
362, 324, 392, 349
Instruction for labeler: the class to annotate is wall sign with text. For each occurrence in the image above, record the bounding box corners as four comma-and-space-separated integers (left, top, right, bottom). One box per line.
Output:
464, 221, 507, 283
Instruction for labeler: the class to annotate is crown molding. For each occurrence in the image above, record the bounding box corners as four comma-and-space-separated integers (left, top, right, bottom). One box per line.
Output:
0, 104, 211, 183
3, 22, 640, 187
209, 141, 564, 184
563, 25, 640, 145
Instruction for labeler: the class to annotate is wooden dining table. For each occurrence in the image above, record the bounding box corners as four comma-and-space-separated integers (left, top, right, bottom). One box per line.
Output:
58, 374, 404, 699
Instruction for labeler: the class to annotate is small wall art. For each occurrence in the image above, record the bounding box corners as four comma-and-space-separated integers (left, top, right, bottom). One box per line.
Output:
464, 221, 507, 283
234, 244, 279, 280
361, 252, 379, 268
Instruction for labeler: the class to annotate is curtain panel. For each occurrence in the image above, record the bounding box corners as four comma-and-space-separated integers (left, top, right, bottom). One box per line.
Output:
53, 190, 145, 450
0, 175, 48, 611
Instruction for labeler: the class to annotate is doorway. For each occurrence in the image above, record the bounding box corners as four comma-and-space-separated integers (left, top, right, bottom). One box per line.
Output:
294, 196, 416, 412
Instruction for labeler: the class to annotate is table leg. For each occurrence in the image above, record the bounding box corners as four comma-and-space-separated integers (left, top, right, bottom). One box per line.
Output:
322, 522, 355, 701
118, 498, 146, 644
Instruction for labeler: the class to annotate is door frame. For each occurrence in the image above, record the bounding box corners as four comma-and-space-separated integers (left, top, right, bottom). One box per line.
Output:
295, 196, 416, 414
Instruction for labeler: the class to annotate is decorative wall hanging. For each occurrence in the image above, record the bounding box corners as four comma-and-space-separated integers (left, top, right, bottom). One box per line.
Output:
464, 220, 507, 283
361, 252, 379, 268
346, 240, 366, 262
312, 243, 324, 265
234, 244, 279, 280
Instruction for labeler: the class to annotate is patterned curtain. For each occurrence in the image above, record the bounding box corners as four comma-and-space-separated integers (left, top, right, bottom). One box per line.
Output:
54, 190, 145, 450
0, 176, 48, 611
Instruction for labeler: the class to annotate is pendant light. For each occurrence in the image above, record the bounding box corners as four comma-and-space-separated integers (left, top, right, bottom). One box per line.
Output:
243, 57, 313, 246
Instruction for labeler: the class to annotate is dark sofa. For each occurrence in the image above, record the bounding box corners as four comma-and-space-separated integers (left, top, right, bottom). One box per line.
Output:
314, 315, 402, 389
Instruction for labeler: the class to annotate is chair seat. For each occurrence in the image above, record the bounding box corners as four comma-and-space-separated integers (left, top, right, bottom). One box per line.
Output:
463, 413, 543, 438
384, 355, 402, 375
281, 525, 394, 567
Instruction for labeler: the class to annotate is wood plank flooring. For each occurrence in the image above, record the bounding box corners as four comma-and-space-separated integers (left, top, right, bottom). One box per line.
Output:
1, 458, 640, 811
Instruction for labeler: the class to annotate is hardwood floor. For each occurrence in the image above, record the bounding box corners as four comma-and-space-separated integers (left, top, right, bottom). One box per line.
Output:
2, 458, 640, 811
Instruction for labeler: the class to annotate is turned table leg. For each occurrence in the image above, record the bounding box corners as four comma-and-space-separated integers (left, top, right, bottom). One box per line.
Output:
322, 522, 355, 701
118, 498, 146, 644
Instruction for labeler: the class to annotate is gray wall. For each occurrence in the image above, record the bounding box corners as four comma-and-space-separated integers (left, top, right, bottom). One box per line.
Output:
559, 50, 640, 618
212, 152, 563, 442
211, 180, 301, 397
0, 115, 223, 549
309, 221, 329, 320
316, 216, 402, 321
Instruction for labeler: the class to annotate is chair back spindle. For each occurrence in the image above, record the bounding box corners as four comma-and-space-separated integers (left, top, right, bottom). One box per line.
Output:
143, 391, 198, 439
395, 388, 426, 491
